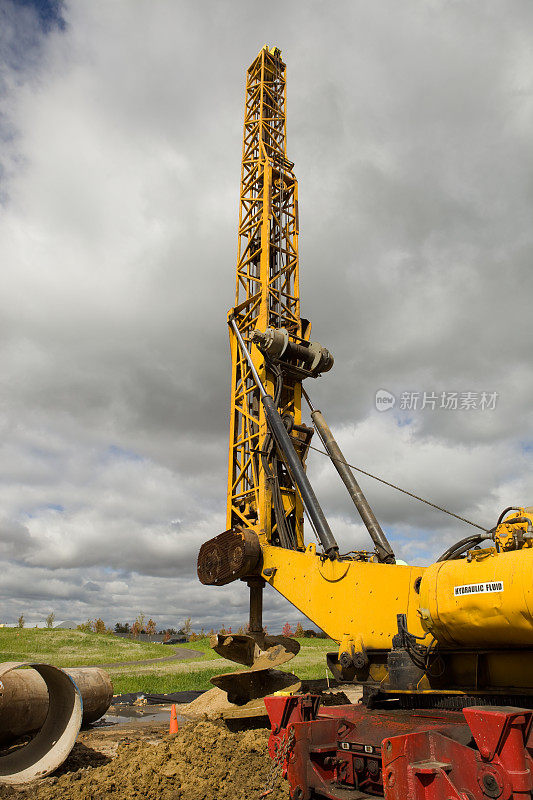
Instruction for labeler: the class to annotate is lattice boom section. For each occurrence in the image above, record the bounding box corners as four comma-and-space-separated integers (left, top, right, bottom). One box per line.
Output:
235, 46, 299, 335
227, 47, 303, 543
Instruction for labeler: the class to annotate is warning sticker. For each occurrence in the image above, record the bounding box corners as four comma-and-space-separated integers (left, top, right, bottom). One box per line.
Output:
454, 581, 504, 597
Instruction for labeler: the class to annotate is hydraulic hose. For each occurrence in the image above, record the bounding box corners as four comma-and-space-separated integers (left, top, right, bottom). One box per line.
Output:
437, 507, 525, 562
496, 506, 521, 526
437, 532, 493, 562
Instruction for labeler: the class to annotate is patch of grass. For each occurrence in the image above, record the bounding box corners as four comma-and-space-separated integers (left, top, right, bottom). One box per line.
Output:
110, 666, 239, 695
0, 630, 338, 694
0, 628, 167, 667
285, 638, 335, 680
174, 635, 334, 656
290, 637, 335, 649
172, 637, 220, 659
108, 636, 337, 694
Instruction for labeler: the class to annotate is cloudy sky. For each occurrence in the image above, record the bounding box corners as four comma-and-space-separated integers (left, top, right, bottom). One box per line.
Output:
0, 0, 532, 632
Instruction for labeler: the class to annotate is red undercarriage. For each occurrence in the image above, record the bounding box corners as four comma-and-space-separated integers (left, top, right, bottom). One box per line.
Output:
264, 694, 533, 800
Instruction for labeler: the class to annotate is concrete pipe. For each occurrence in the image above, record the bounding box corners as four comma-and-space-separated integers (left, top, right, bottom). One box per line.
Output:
0, 663, 114, 784
0, 661, 82, 784
0, 666, 50, 743
64, 668, 114, 724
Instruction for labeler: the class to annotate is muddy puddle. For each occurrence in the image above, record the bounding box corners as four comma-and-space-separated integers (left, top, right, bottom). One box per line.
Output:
91, 704, 186, 728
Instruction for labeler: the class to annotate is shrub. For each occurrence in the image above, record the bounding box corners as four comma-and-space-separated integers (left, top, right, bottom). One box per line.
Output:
294, 622, 305, 638
131, 612, 145, 638
93, 618, 106, 634
114, 622, 130, 634
282, 622, 293, 637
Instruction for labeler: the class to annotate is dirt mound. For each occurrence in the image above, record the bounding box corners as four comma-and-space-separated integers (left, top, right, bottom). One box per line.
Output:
181, 686, 240, 718
0, 721, 286, 800
182, 685, 351, 720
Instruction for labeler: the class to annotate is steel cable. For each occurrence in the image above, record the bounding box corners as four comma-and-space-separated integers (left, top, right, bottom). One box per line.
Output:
306, 441, 488, 532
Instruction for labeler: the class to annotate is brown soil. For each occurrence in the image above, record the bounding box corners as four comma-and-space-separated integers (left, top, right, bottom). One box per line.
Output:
181, 686, 243, 718
181, 684, 356, 720
0, 720, 287, 800
0, 685, 361, 799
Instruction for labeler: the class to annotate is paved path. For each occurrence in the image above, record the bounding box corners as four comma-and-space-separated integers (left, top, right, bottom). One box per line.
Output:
85, 648, 206, 670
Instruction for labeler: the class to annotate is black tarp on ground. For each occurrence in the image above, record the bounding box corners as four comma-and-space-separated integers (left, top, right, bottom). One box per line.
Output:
113, 690, 205, 705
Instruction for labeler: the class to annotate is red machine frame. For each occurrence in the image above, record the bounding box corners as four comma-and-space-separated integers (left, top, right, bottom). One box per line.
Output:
265, 694, 533, 800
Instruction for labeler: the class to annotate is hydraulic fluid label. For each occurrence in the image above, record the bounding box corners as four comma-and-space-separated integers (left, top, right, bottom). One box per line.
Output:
454, 581, 504, 597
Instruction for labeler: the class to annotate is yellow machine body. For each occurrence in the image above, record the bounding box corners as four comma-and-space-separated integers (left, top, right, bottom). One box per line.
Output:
262, 543, 425, 651
420, 540, 533, 648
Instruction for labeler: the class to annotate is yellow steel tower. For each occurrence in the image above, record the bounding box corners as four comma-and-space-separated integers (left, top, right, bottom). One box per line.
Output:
227, 45, 307, 550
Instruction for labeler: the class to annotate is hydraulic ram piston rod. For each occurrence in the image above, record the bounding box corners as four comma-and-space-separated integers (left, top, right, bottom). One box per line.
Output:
229, 317, 338, 555
303, 388, 395, 564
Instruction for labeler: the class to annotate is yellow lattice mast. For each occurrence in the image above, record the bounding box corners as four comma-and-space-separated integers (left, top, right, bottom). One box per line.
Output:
227, 45, 306, 550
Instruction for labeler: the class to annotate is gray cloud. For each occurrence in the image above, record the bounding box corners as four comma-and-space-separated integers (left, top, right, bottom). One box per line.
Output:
0, 0, 531, 631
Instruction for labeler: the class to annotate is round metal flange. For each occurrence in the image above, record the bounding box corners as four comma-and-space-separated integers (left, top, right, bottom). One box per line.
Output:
478, 768, 503, 799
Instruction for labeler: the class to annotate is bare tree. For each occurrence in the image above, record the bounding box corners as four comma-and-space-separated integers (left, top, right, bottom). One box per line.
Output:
131, 611, 146, 638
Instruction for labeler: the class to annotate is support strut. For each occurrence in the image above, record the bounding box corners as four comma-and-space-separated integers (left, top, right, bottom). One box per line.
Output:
303, 388, 395, 564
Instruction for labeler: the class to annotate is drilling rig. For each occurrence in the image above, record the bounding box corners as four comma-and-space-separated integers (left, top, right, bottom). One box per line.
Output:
197, 46, 533, 800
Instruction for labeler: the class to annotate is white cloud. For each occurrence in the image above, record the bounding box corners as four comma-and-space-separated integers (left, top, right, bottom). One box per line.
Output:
0, 0, 531, 631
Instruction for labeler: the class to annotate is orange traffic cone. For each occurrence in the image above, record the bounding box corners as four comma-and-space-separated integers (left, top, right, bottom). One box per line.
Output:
169, 703, 179, 734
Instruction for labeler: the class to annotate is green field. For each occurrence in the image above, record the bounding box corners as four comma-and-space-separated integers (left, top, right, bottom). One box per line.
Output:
0, 630, 336, 694
0, 628, 167, 666
108, 637, 335, 694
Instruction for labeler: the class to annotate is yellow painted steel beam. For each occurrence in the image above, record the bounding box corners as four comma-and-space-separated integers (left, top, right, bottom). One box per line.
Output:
260, 543, 426, 654
227, 46, 304, 549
